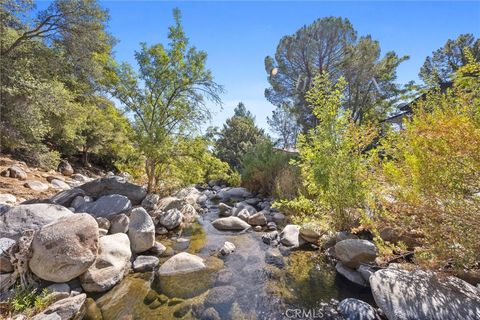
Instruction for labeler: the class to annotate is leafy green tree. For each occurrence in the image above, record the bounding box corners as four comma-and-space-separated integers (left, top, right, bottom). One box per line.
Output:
214, 102, 267, 169
265, 17, 407, 131
106, 9, 222, 191
276, 74, 376, 230
419, 34, 480, 86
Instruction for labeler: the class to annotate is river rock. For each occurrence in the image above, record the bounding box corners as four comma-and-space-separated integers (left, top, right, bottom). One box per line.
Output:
245, 197, 261, 205
262, 230, 279, 245
71, 174, 91, 183
248, 211, 267, 226
30, 213, 98, 283
0, 194, 16, 205
299, 222, 324, 243
78, 176, 147, 205
335, 239, 377, 268
0, 238, 16, 273
141, 193, 160, 211
338, 298, 378, 320
156, 196, 185, 212
31, 293, 86, 320
57, 160, 74, 177
80, 233, 131, 292
236, 209, 250, 222
50, 188, 85, 207
204, 285, 237, 311
357, 264, 375, 283
50, 179, 71, 191
175, 186, 202, 205
216, 269, 233, 285
212, 217, 250, 231
219, 241, 235, 256
201, 307, 221, 320
77, 194, 131, 218
232, 202, 257, 216
158, 208, 182, 230
133, 255, 159, 272
280, 224, 301, 247
1, 165, 27, 180
109, 213, 129, 234
0, 203, 74, 240
180, 204, 198, 223
148, 241, 167, 256
158, 252, 206, 276
370, 268, 480, 320
336, 262, 368, 287
265, 248, 285, 268
95, 217, 110, 231
217, 187, 252, 201
128, 207, 155, 253
24, 180, 49, 192
218, 203, 232, 217
272, 212, 286, 224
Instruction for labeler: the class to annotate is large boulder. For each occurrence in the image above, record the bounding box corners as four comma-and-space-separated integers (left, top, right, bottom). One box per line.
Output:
141, 193, 160, 211
156, 196, 185, 212
335, 239, 377, 268
299, 222, 324, 243
180, 204, 198, 223
370, 269, 480, 320
280, 224, 301, 247
30, 213, 99, 283
218, 203, 232, 217
232, 202, 257, 216
212, 217, 251, 231
158, 208, 182, 230
338, 298, 378, 320
31, 293, 86, 320
78, 176, 147, 205
77, 194, 131, 218
128, 207, 155, 253
158, 252, 206, 276
174, 186, 202, 205
1, 165, 27, 180
80, 233, 131, 292
133, 255, 159, 272
50, 179, 71, 191
248, 211, 267, 226
0, 204, 74, 240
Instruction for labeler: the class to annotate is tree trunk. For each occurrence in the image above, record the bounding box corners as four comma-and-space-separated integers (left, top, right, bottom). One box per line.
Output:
82, 147, 89, 167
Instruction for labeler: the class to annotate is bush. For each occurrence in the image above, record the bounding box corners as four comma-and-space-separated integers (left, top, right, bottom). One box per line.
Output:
240, 140, 297, 196
276, 74, 376, 230
6, 285, 52, 317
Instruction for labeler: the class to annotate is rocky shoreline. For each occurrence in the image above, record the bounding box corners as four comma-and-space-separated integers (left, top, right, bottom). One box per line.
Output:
0, 164, 479, 320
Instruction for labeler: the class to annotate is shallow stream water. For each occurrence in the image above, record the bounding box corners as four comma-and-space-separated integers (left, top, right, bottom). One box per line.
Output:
93, 200, 374, 320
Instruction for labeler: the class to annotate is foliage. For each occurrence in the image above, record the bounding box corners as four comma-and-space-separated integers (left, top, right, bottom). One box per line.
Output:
376, 52, 480, 270
419, 34, 479, 86
277, 74, 377, 230
106, 9, 222, 191
267, 103, 300, 149
240, 140, 296, 196
214, 103, 267, 169
265, 16, 407, 133
7, 285, 52, 317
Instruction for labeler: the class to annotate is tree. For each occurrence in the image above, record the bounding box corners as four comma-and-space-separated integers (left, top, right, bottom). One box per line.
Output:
106, 9, 223, 191
265, 17, 407, 131
214, 103, 267, 169
267, 103, 300, 149
419, 34, 480, 86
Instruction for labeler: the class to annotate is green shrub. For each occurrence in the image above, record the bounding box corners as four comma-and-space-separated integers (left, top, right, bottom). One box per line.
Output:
7, 285, 52, 317
240, 140, 296, 196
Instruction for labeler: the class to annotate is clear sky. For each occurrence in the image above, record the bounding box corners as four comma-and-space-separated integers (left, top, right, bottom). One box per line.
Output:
68, 1, 480, 131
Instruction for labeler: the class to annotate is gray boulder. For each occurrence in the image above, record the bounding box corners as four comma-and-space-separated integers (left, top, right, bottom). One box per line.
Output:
217, 187, 252, 201
0, 204, 74, 240
180, 204, 197, 223
78, 176, 147, 205
335, 239, 377, 268
370, 268, 480, 320
77, 194, 131, 218
336, 262, 368, 287
338, 298, 378, 320
212, 217, 251, 231
265, 248, 285, 268
31, 293, 86, 320
219, 241, 235, 256
299, 222, 324, 243
30, 213, 99, 283
204, 285, 237, 311
50, 179, 71, 191
0, 194, 16, 205
280, 224, 301, 247
218, 203, 232, 217
57, 160, 74, 177
141, 193, 160, 211
236, 209, 250, 222
80, 233, 131, 292
2, 165, 27, 180
128, 207, 155, 253
248, 211, 267, 226
109, 213, 129, 234
158, 208, 182, 230
133, 255, 159, 272
232, 202, 256, 216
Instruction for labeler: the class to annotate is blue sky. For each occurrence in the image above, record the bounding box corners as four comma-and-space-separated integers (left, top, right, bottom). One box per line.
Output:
43, 1, 480, 131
